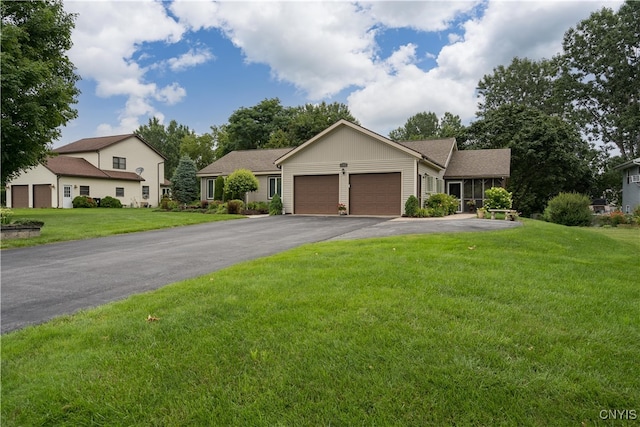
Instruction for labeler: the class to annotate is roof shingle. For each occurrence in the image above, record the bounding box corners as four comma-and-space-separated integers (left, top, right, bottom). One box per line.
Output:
444, 148, 511, 178
43, 156, 143, 181
198, 148, 292, 176
397, 139, 456, 168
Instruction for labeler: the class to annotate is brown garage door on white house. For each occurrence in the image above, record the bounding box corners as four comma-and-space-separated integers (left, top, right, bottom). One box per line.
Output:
11, 185, 29, 208
349, 172, 401, 216
294, 174, 339, 214
33, 184, 52, 208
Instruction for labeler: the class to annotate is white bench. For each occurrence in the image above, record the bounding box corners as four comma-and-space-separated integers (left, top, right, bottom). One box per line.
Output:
488, 209, 517, 220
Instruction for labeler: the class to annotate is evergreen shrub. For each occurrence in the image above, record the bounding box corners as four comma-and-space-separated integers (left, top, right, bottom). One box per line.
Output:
100, 196, 123, 208
404, 195, 419, 217
269, 194, 283, 215
543, 192, 592, 226
72, 196, 97, 208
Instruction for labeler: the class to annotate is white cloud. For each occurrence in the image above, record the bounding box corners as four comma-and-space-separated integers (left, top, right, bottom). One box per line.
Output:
349, 0, 622, 135
66, 0, 187, 134
364, 1, 479, 32
167, 47, 215, 72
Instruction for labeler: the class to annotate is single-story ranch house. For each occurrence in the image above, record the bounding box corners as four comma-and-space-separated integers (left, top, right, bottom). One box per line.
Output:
6, 134, 168, 208
198, 120, 510, 216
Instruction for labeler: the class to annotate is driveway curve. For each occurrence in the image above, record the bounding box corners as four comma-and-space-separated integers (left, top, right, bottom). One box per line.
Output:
1, 215, 520, 333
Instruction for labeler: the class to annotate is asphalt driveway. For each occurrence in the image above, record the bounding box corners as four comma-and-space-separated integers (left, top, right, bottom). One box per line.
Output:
1, 215, 520, 333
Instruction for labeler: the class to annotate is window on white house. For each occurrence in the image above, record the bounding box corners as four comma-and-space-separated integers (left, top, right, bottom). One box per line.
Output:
207, 179, 215, 199
113, 157, 126, 170
142, 186, 149, 199
64, 186, 71, 198
268, 176, 281, 199
116, 187, 124, 197
80, 186, 90, 196
425, 176, 436, 193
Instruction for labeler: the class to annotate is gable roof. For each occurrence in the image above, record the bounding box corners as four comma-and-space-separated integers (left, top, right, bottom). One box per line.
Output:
42, 156, 144, 181
397, 139, 456, 168
197, 148, 292, 176
443, 148, 511, 179
274, 120, 445, 169
53, 134, 167, 159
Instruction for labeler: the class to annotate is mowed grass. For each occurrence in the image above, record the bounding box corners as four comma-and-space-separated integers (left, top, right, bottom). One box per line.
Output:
2, 221, 639, 426
1, 208, 244, 249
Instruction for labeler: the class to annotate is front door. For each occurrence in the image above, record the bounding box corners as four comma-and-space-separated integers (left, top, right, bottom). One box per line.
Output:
63, 185, 73, 208
447, 181, 463, 213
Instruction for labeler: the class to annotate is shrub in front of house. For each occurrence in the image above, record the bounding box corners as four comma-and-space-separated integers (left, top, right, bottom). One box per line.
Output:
404, 195, 420, 217
72, 196, 97, 208
226, 199, 245, 215
214, 176, 225, 201
100, 196, 123, 208
269, 194, 283, 215
484, 187, 512, 210
543, 192, 592, 226
424, 193, 458, 215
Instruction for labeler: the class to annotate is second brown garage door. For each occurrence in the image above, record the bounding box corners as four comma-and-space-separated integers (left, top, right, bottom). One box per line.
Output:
349, 172, 401, 216
294, 174, 339, 214
33, 184, 52, 208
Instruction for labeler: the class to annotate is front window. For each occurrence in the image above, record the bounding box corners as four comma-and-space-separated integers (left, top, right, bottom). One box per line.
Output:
268, 176, 281, 199
113, 157, 126, 170
116, 187, 124, 197
207, 179, 215, 199
80, 186, 90, 196
142, 186, 149, 199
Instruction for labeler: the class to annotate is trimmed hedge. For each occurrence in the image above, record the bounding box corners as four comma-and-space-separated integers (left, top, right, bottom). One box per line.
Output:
100, 196, 123, 208
543, 192, 592, 226
72, 196, 97, 208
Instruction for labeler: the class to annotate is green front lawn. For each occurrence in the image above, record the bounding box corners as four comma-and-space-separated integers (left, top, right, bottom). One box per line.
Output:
2, 221, 639, 425
1, 208, 244, 249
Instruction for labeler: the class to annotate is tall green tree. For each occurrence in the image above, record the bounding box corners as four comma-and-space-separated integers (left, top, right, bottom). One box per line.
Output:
135, 118, 191, 179
561, 0, 640, 159
226, 98, 287, 153
1, 0, 80, 184
171, 155, 199, 204
389, 111, 464, 141
476, 57, 569, 120
180, 129, 215, 171
465, 105, 594, 216
283, 101, 359, 145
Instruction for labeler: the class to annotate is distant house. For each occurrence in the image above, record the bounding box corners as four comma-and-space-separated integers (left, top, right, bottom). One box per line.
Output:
614, 157, 640, 213
198, 120, 510, 216
6, 134, 167, 208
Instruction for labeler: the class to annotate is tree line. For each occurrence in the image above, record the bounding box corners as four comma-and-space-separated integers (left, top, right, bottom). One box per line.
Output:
2, 0, 637, 216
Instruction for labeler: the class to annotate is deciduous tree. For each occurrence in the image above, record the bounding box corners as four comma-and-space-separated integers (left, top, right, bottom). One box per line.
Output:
389, 111, 464, 141
561, 0, 640, 159
465, 105, 594, 216
1, 0, 80, 183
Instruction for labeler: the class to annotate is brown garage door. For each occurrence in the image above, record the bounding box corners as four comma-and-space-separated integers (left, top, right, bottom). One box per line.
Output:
33, 184, 52, 208
294, 174, 339, 214
11, 185, 29, 208
350, 172, 401, 216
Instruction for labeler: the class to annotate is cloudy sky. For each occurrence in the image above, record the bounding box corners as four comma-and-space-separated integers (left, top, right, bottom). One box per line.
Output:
58, 0, 621, 147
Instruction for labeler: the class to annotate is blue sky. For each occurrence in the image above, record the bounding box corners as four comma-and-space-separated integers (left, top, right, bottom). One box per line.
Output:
58, 0, 621, 148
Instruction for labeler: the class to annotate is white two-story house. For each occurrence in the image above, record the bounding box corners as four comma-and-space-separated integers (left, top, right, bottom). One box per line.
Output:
6, 134, 167, 208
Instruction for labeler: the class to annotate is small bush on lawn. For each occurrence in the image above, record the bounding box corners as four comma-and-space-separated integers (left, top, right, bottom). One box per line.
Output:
215, 203, 228, 214
100, 196, 123, 208
543, 192, 592, 226
404, 195, 420, 217
484, 187, 512, 210
1, 207, 13, 224
424, 193, 458, 215
227, 200, 245, 215
270, 194, 283, 215
72, 196, 97, 208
